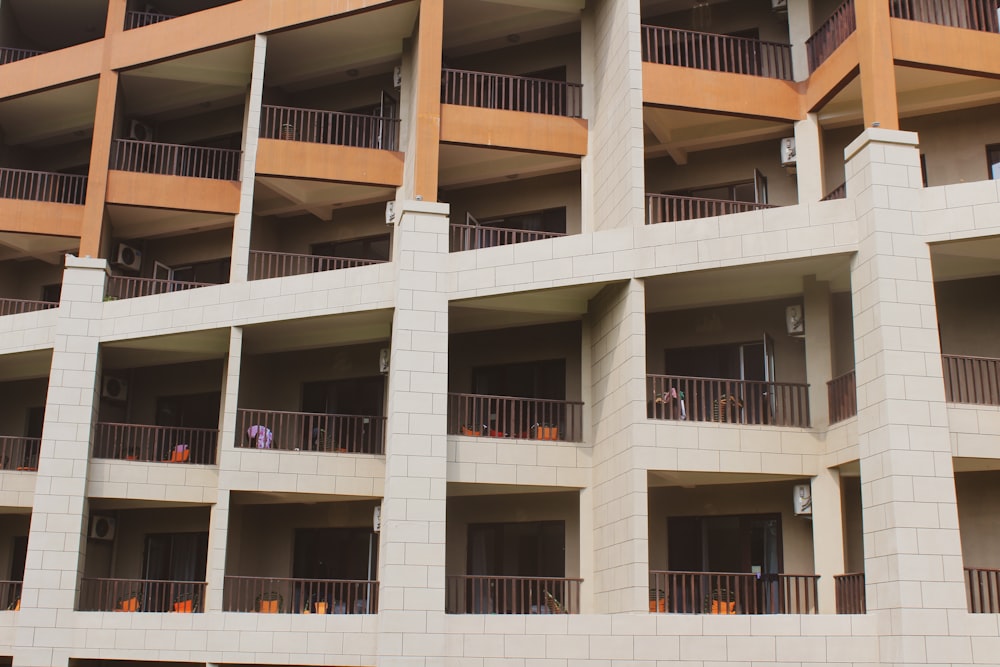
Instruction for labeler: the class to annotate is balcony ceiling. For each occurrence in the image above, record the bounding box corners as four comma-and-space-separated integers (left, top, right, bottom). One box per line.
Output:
0, 349, 52, 382
451, 282, 610, 334
254, 177, 395, 220
649, 470, 807, 488
0, 232, 78, 264
643, 107, 792, 163
102, 328, 230, 369
230, 491, 381, 505
439, 144, 580, 189
443, 0, 582, 57
0, 79, 98, 148
242, 309, 394, 355
5, 0, 106, 51
448, 482, 579, 497
106, 205, 232, 241
932, 236, 1000, 282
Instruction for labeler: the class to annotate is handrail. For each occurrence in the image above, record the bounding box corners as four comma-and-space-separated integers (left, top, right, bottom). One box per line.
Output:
890, 0, 1000, 32
942, 354, 1000, 406
261, 105, 401, 151
124, 10, 176, 30
966, 566, 1000, 613
92, 422, 219, 465
641, 24, 793, 80
834, 572, 866, 613
649, 570, 819, 614
248, 250, 386, 281
0, 581, 22, 610
822, 183, 847, 201
445, 575, 582, 614
806, 0, 857, 72
441, 68, 583, 118
645, 193, 777, 224
78, 578, 206, 612
0, 436, 41, 471
447, 392, 585, 442
647, 374, 811, 427
223, 576, 379, 614
236, 408, 386, 455
0, 298, 58, 317
449, 222, 565, 252
0, 168, 88, 204
827, 370, 857, 424
0, 47, 45, 65
105, 276, 214, 300
109, 139, 241, 181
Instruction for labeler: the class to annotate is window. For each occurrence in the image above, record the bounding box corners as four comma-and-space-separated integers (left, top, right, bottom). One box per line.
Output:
988, 144, 1000, 180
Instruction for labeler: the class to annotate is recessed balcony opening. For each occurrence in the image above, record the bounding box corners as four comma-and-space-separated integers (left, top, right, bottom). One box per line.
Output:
95, 331, 229, 465
224, 493, 380, 615
123, 0, 240, 31
899, 102, 1000, 188
0, 0, 107, 59
954, 466, 1000, 612
79, 503, 210, 613
0, 513, 29, 612
0, 253, 67, 316
890, 0, 999, 32
446, 486, 582, 614
0, 351, 50, 472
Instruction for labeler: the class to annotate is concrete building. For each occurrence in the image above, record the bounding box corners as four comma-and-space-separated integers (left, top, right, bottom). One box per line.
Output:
0, 0, 998, 665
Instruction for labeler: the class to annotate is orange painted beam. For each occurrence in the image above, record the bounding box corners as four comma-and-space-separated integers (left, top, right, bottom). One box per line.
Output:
440, 105, 588, 156
0, 200, 84, 237
891, 18, 1000, 77
411, 0, 444, 201
803, 33, 860, 113
642, 63, 802, 121
855, 0, 899, 129
0, 42, 102, 100
105, 171, 241, 214
255, 140, 404, 186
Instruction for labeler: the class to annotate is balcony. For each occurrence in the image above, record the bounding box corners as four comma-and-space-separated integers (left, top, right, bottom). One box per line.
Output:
943, 354, 1000, 406
891, 0, 999, 31
447, 393, 584, 442
223, 576, 378, 614
828, 370, 857, 424
109, 139, 240, 181
0, 437, 40, 471
123, 10, 175, 30
261, 105, 400, 152
0, 299, 57, 317
92, 423, 219, 465
835, 572, 866, 614
645, 193, 777, 224
0, 47, 45, 66
966, 566, 1000, 613
104, 276, 214, 301
0, 581, 21, 611
0, 168, 87, 204
648, 571, 819, 614
647, 374, 810, 428
822, 183, 848, 201
641, 25, 793, 81
235, 409, 386, 455
445, 575, 581, 614
442, 69, 583, 118
806, 0, 857, 72
450, 212, 566, 252
247, 250, 386, 281
78, 578, 205, 613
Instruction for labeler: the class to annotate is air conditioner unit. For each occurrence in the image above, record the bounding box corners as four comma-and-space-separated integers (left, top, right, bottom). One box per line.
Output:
771, 0, 788, 11
379, 348, 390, 374
780, 137, 797, 166
128, 119, 154, 142
785, 304, 805, 337
392, 65, 402, 89
90, 515, 117, 541
385, 200, 396, 225
114, 243, 142, 272
102, 376, 128, 402
793, 484, 812, 515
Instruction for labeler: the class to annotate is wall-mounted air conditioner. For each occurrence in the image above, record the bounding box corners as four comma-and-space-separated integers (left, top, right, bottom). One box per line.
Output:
771, 0, 788, 11
102, 376, 128, 402
793, 484, 812, 515
90, 515, 117, 541
379, 348, 390, 374
113, 243, 142, 272
780, 137, 797, 166
128, 119, 154, 142
393, 66, 402, 89
785, 304, 805, 337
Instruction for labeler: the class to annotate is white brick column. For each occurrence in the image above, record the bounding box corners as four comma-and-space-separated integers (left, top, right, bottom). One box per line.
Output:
377, 200, 449, 667
14, 256, 107, 667
230, 34, 266, 283
847, 129, 967, 665
812, 465, 846, 614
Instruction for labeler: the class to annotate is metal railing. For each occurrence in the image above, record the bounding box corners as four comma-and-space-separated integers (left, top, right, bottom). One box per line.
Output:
261, 105, 401, 151
223, 576, 378, 614
835, 572, 866, 614
236, 409, 386, 455
0, 47, 44, 66
248, 250, 385, 281
441, 68, 583, 118
647, 374, 811, 428
109, 139, 241, 181
828, 370, 857, 424
0, 298, 58, 317
942, 354, 1000, 406
92, 422, 219, 465
966, 566, 1000, 613
0, 437, 40, 471
0, 168, 87, 204
822, 183, 847, 201
891, 0, 1000, 31
105, 276, 213, 300
0, 581, 21, 610
641, 25, 793, 80
447, 393, 585, 443
449, 222, 565, 252
806, 0, 857, 72
649, 571, 819, 614
79, 578, 206, 612
645, 193, 777, 224
446, 575, 581, 614
124, 10, 176, 30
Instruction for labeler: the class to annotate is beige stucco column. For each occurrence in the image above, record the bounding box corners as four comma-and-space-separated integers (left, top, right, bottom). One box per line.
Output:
794, 113, 825, 203
787, 0, 813, 81
804, 275, 834, 428
811, 465, 846, 613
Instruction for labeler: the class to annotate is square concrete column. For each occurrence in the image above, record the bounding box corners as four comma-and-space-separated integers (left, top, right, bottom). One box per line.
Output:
786, 0, 813, 82
804, 275, 834, 428
794, 113, 825, 203
811, 465, 846, 613
847, 129, 967, 664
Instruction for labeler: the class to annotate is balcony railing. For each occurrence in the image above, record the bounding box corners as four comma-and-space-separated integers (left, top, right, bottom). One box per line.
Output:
124, 10, 176, 30
223, 576, 378, 614
441, 68, 583, 118
641, 25, 793, 81
0, 581, 21, 610
447, 393, 585, 442
645, 193, 777, 224
649, 571, 819, 614
92, 422, 219, 465
261, 105, 401, 151
0, 298, 58, 317
105, 276, 214, 300
822, 183, 847, 201
248, 250, 386, 281
449, 222, 565, 252
79, 578, 206, 612
942, 354, 1000, 406
835, 572, 866, 614
0, 437, 40, 471
966, 567, 1000, 613
828, 370, 857, 424
890, 0, 999, 32
806, 0, 857, 72
0, 47, 45, 66
236, 409, 386, 455
446, 575, 581, 614
647, 374, 811, 428
109, 139, 241, 181
0, 168, 88, 204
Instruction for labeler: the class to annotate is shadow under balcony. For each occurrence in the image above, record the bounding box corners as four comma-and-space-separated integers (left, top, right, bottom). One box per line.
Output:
645, 193, 777, 224
641, 25, 793, 80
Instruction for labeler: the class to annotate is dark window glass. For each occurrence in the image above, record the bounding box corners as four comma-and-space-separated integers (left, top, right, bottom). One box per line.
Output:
988, 145, 1000, 180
